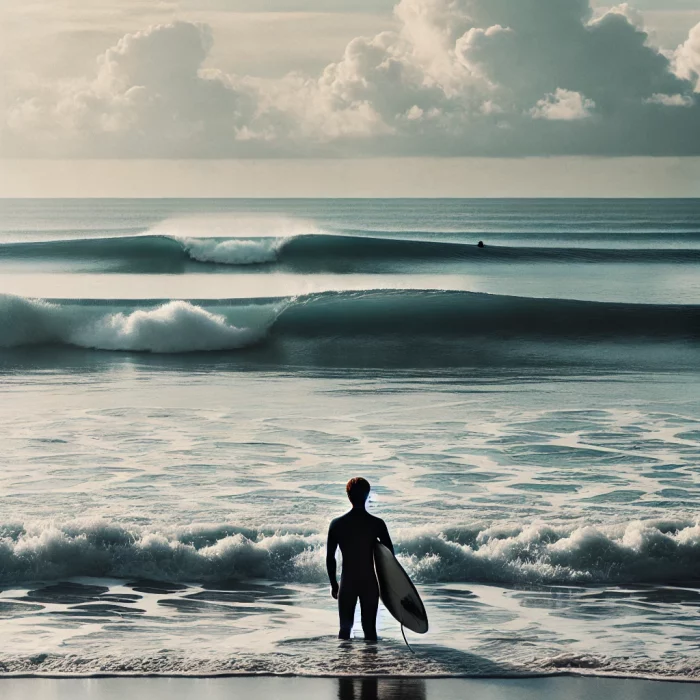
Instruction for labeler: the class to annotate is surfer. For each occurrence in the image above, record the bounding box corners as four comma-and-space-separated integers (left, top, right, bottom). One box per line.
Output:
326, 477, 394, 641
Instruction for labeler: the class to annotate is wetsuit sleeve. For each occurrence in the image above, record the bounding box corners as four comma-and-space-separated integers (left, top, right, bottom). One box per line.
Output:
378, 519, 394, 555
326, 521, 339, 585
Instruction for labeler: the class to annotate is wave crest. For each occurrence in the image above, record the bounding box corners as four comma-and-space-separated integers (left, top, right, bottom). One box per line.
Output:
3, 234, 700, 273
0, 296, 274, 353
179, 237, 284, 265
1, 519, 699, 586
401, 520, 700, 584
70, 300, 266, 353
1, 290, 699, 360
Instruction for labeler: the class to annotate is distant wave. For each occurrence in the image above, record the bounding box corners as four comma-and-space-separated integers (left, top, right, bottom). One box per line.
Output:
179, 236, 283, 264
0, 519, 698, 586
0, 290, 698, 355
2, 234, 700, 273
0, 235, 281, 271
178, 235, 700, 265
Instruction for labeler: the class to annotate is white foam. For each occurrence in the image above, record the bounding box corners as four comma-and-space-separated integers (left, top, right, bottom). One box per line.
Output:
398, 520, 700, 583
147, 213, 330, 265
0, 295, 273, 353
69, 300, 264, 353
0, 520, 324, 584
178, 237, 284, 265
1, 518, 698, 586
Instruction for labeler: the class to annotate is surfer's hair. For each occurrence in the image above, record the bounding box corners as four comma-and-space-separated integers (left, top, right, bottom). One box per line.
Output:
346, 477, 370, 505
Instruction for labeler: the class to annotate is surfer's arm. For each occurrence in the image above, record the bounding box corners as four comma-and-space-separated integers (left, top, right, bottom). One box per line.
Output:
326, 523, 339, 594
378, 520, 394, 555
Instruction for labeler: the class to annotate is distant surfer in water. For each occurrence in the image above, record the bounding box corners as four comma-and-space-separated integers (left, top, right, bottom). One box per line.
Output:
326, 477, 394, 641
477, 240, 484, 248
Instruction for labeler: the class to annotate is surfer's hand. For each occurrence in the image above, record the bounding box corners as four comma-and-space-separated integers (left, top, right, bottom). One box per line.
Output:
331, 583, 339, 599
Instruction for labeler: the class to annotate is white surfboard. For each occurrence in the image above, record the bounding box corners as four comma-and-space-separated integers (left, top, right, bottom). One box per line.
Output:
374, 541, 428, 634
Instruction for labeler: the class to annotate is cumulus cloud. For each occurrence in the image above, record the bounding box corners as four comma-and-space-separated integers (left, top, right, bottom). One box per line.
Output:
5, 22, 257, 157
3, 0, 700, 157
675, 22, 700, 91
530, 89, 596, 121
645, 92, 694, 106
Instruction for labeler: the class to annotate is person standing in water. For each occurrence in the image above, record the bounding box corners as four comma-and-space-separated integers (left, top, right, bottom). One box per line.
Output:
326, 477, 394, 641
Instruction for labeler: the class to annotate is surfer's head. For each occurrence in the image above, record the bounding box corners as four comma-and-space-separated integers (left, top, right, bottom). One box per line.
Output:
346, 477, 370, 507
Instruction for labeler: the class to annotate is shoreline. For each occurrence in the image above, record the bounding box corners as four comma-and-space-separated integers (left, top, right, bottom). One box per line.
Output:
0, 671, 697, 683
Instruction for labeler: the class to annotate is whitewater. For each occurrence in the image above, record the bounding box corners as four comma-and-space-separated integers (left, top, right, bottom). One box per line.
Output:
0, 198, 699, 681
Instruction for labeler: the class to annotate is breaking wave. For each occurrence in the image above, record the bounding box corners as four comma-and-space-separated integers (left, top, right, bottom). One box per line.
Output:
178, 236, 283, 265
0, 290, 698, 356
0, 295, 277, 353
1, 519, 699, 586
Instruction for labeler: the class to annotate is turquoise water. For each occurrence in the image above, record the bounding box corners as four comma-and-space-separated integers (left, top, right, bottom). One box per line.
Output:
0, 199, 698, 679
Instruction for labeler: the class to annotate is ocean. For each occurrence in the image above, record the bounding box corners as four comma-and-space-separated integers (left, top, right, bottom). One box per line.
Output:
0, 198, 698, 680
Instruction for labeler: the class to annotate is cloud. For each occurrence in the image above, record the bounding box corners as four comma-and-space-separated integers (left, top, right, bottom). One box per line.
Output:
645, 92, 694, 106
3, 1, 700, 157
5, 22, 258, 157
530, 89, 596, 121
173, 0, 397, 11
675, 22, 700, 91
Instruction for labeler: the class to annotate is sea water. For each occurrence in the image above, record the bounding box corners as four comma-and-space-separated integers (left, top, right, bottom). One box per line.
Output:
0, 198, 698, 679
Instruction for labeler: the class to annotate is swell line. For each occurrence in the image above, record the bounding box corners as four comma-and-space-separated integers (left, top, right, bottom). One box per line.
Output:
1, 290, 698, 355
1, 234, 699, 274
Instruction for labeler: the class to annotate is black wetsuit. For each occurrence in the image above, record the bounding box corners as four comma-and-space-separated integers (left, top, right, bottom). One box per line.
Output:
326, 508, 394, 640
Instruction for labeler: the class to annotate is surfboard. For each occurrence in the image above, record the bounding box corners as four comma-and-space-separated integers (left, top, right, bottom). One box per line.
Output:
374, 541, 428, 634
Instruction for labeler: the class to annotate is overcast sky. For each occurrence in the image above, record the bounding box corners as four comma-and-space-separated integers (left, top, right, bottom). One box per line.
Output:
2, 0, 700, 196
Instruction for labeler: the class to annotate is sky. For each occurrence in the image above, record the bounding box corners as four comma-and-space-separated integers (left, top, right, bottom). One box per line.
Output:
1, 0, 700, 196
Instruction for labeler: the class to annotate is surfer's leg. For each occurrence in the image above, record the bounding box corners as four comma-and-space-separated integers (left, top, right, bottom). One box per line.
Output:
337, 582, 357, 639
359, 583, 379, 641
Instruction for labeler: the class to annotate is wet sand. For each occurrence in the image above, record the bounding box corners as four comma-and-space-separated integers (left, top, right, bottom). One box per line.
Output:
1, 676, 698, 700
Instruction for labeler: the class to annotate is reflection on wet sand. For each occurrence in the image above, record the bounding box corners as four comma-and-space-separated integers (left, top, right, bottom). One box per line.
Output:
338, 677, 427, 700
